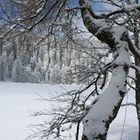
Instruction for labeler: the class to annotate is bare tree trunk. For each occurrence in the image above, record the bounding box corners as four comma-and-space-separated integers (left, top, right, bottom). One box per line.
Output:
82, 45, 129, 140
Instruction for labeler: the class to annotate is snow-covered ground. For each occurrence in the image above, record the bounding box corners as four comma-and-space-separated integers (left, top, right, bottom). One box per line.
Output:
0, 82, 138, 140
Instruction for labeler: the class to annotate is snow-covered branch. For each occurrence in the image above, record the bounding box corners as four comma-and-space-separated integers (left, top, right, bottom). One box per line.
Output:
121, 103, 136, 107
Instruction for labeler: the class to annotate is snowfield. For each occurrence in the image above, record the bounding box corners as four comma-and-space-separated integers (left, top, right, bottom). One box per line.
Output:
0, 82, 138, 140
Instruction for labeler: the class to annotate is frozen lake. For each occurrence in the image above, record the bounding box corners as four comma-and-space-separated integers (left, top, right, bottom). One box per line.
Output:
0, 82, 138, 140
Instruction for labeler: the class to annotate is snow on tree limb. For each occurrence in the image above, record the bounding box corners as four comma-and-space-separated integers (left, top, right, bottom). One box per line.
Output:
79, 0, 135, 140
82, 40, 130, 140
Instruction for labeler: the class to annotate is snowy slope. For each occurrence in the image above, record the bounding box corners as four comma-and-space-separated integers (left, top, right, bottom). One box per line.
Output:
0, 82, 138, 140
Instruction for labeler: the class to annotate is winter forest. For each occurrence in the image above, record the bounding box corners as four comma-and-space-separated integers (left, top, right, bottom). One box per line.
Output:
0, 28, 107, 84
0, 0, 140, 140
